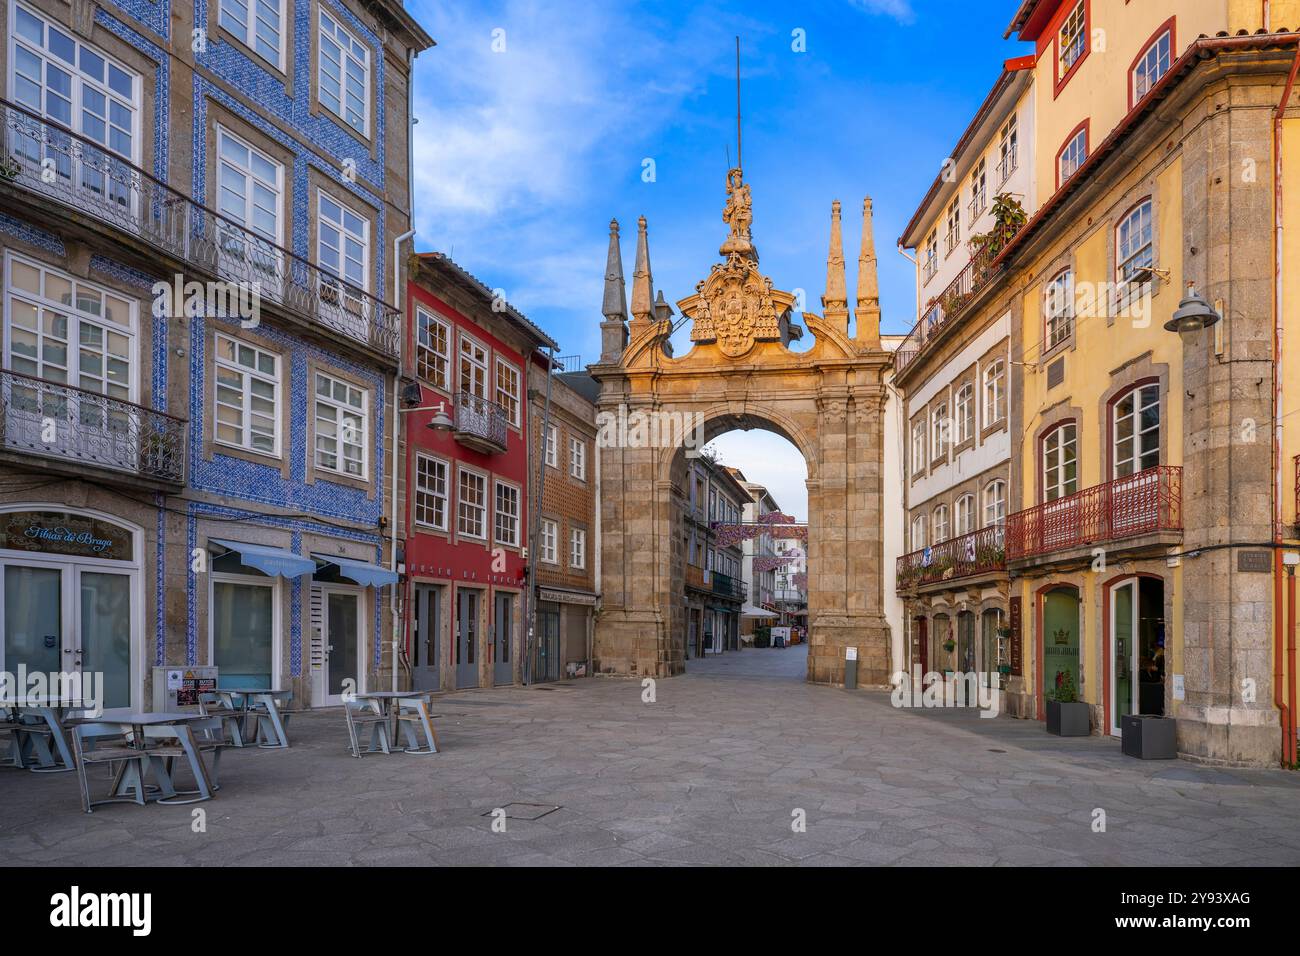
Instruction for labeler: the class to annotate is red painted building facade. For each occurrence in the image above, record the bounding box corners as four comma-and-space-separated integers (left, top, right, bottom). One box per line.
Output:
402, 253, 556, 690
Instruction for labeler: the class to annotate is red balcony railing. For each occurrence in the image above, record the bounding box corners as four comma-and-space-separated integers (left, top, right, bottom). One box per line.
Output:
895, 248, 1002, 374
1005, 466, 1182, 561
896, 525, 1006, 592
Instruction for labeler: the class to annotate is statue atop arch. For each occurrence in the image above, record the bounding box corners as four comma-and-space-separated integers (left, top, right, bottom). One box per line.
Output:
720, 167, 755, 259
681, 167, 796, 358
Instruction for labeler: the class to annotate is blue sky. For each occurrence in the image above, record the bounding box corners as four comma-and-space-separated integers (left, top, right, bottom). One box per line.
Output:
405, 0, 1031, 516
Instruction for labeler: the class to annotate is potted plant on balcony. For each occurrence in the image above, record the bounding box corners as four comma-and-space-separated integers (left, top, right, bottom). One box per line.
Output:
1120, 713, 1177, 759
1045, 670, 1089, 736
0, 154, 21, 183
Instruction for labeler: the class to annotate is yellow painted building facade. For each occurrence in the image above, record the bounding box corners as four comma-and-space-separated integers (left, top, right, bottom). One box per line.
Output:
900, 0, 1300, 766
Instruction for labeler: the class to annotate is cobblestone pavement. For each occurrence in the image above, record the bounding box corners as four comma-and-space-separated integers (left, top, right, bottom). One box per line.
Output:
5, 644, 1300, 866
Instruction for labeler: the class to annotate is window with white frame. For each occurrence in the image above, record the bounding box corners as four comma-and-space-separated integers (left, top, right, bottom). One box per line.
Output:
219, 0, 284, 68
570, 528, 586, 570
933, 504, 950, 544
955, 494, 975, 536
1117, 199, 1154, 285
495, 357, 520, 425
540, 518, 558, 564
544, 424, 558, 468
969, 158, 987, 219
911, 420, 927, 477
997, 114, 1018, 184
954, 382, 974, 445
569, 436, 586, 480
416, 307, 450, 390
944, 199, 961, 255
5, 254, 136, 403
214, 333, 279, 455
313, 371, 367, 478
216, 127, 283, 279
1045, 269, 1074, 351
494, 481, 519, 546
457, 468, 487, 539
1113, 384, 1160, 478
923, 231, 939, 283
1058, 1, 1086, 77
318, 191, 368, 296
414, 454, 448, 530
1132, 28, 1171, 103
317, 8, 369, 135
1059, 127, 1087, 185
11, 2, 140, 169
983, 479, 1007, 528
1043, 423, 1078, 502
910, 514, 927, 551
931, 401, 949, 460
459, 335, 488, 398
983, 358, 1007, 426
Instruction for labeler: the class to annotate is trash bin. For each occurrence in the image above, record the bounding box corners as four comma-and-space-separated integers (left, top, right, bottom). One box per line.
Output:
843, 647, 858, 690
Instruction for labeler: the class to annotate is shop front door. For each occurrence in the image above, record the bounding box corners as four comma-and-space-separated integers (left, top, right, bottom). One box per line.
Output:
411, 583, 441, 691
1042, 588, 1080, 710
1, 561, 133, 710
535, 607, 560, 682
492, 593, 513, 685
323, 588, 361, 706
456, 589, 479, 688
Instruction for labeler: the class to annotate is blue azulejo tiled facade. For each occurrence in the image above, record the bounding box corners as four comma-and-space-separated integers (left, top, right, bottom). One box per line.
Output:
0, 0, 433, 711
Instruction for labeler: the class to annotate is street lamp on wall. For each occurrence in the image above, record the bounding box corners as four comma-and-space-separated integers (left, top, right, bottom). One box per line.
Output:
426, 402, 454, 433
1164, 283, 1223, 334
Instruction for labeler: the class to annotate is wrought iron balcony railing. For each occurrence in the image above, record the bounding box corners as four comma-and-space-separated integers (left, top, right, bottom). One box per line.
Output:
896, 247, 1001, 375
0, 99, 399, 358
997, 149, 1018, 186
896, 525, 1006, 592
1005, 466, 1182, 561
453, 390, 509, 454
0, 369, 185, 484
711, 571, 746, 601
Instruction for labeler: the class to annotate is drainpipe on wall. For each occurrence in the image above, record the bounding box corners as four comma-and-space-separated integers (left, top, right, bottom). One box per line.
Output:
523, 347, 556, 684
1272, 46, 1300, 763
389, 49, 419, 694
390, 227, 414, 694
591, 420, 601, 673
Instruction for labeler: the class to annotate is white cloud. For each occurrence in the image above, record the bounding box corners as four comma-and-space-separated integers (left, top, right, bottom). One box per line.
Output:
404, 0, 743, 341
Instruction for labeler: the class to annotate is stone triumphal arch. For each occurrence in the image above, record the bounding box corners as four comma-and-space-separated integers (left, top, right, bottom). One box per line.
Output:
590, 168, 894, 686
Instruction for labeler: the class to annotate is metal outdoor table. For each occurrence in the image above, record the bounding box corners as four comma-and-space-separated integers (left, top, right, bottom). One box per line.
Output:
67, 710, 212, 805
9, 699, 97, 772
217, 689, 292, 749
354, 692, 440, 754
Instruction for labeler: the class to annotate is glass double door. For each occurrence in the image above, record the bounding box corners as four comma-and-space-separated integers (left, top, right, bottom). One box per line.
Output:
1, 560, 133, 709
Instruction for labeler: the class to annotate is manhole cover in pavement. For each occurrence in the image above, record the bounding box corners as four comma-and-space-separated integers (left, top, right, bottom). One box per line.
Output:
482, 803, 561, 821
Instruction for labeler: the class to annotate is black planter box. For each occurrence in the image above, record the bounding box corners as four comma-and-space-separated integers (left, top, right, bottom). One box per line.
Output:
1046, 699, 1090, 736
1121, 714, 1177, 759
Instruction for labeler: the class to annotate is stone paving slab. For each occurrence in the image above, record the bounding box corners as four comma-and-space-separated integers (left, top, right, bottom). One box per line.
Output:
4, 645, 1300, 866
